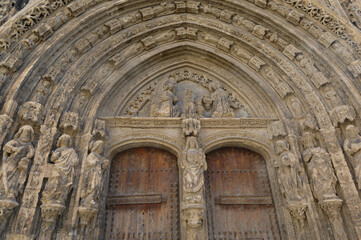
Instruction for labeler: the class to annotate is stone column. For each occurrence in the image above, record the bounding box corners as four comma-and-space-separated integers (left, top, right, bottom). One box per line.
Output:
179, 118, 208, 240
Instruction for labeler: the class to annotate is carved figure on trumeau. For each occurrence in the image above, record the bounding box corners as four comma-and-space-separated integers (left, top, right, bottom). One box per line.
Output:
180, 137, 207, 204
40, 134, 79, 239
302, 132, 338, 202
41, 134, 79, 206
150, 78, 180, 117
343, 125, 361, 189
209, 80, 235, 117
0, 125, 34, 201
182, 89, 197, 118
274, 140, 304, 202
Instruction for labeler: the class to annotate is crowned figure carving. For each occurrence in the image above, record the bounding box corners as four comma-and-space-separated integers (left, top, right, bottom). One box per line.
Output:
343, 125, 361, 189
150, 78, 180, 117
40, 134, 79, 240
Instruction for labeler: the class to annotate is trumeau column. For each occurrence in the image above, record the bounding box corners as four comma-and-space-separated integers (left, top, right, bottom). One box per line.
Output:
180, 118, 208, 240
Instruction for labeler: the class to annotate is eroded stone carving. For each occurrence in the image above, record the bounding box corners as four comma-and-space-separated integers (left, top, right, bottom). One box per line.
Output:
274, 140, 304, 202
180, 136, 207, 240
343, 125, 361, 189
302, 132, 347, 239
0, 125, 34, 235
302, 132, 338, 202
18, 101, 44, 127
60, 111, 80, 134
209, 80, 235, 118
150, 78, 180, 117
40, 134, 79, 239
78, 140, 109, 238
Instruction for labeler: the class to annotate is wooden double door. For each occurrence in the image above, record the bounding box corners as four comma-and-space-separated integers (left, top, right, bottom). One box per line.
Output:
105, 147, 280, 240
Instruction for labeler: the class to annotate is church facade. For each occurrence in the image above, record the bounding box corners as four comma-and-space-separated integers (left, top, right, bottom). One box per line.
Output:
0, 0, 361, 239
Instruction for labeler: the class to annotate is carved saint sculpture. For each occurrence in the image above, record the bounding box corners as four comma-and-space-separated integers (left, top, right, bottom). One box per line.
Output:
180, 137, 207, 204
343, 125, 361, 189
0, 125, 34, 201
274, 140, 303, 202
208, 80, 234, 117
80, 140, 109, 208
302, 132, 338, 202
41, 134, 79, 206
150, 78, 180, 117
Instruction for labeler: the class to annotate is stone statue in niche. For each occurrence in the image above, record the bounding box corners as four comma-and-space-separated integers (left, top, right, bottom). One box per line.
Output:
150, 78, 180, 117
343, 125, 361, 189
302, 132, 338, 202
0, 125, 34, 201
208, 80, 235, 117
80, 140, 109, 208
182, 89, 197, 118
274, 140, 304, 202
180, 137, 207, 204
41, 134, 79, 206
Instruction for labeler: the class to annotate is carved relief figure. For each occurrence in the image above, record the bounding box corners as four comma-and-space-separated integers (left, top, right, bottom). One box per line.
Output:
80, 140, 109, 208
209, 80, 234, 117
180, 137, 207, 204
150, 79, 180, 117
274, 140, 303, 202
343, 125, 361, 189
41, 134, 79, 206
0, 125, 34, 201
302, 132, 338, 202
182, 89, 197, 118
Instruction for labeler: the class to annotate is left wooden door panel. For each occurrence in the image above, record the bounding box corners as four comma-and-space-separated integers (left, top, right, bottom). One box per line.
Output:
105, 147, 180, 240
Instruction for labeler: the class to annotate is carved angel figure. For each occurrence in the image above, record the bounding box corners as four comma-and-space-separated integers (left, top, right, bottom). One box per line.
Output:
209, 80, 234, 118
41, 134, 79, 206
343, 125, 361, 189
80, 140, 109, 208
274, 140, 303, 202
0, 125, 34, 201
302, 132, 338, 202
150, 79, 180, 117
180, 137, 207, 203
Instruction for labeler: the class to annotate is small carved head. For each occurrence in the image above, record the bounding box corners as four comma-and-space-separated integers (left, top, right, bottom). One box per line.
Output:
186, 137, 199, 150
15, 125, 34, 143
208, 80, 221, 92
57, 134, 72, 148
346, 125, 360, 139
275, 140, 289, 155
302, 132, 317, 150
90, 140, 104, 154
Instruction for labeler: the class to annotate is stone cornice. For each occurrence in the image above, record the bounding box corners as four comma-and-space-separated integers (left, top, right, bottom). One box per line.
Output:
101, 117, 277, 128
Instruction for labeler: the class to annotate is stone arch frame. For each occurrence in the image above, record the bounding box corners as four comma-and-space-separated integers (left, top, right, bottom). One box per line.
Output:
0, 0, 360, 239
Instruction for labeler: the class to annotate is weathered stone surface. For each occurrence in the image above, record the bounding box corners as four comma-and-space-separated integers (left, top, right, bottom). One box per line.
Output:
0, 0, 360, 239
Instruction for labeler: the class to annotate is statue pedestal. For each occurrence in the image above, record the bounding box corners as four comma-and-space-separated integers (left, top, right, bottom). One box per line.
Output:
39, 203, 65, 240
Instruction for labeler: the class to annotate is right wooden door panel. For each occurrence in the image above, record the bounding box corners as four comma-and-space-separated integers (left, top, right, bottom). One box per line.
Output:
205, 147, 281, 240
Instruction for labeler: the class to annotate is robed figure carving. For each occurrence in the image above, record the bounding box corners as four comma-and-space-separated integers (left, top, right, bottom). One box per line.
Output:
80, 140, 109, 208
209, 80, 234, 118
0, 125, 34, 201
180, 137, 207, 204
150, 79, 180, 117
343, 125, 361, 189
274, 140, 303, 202
302, 132, 337, 202
41, 134, 79, 206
